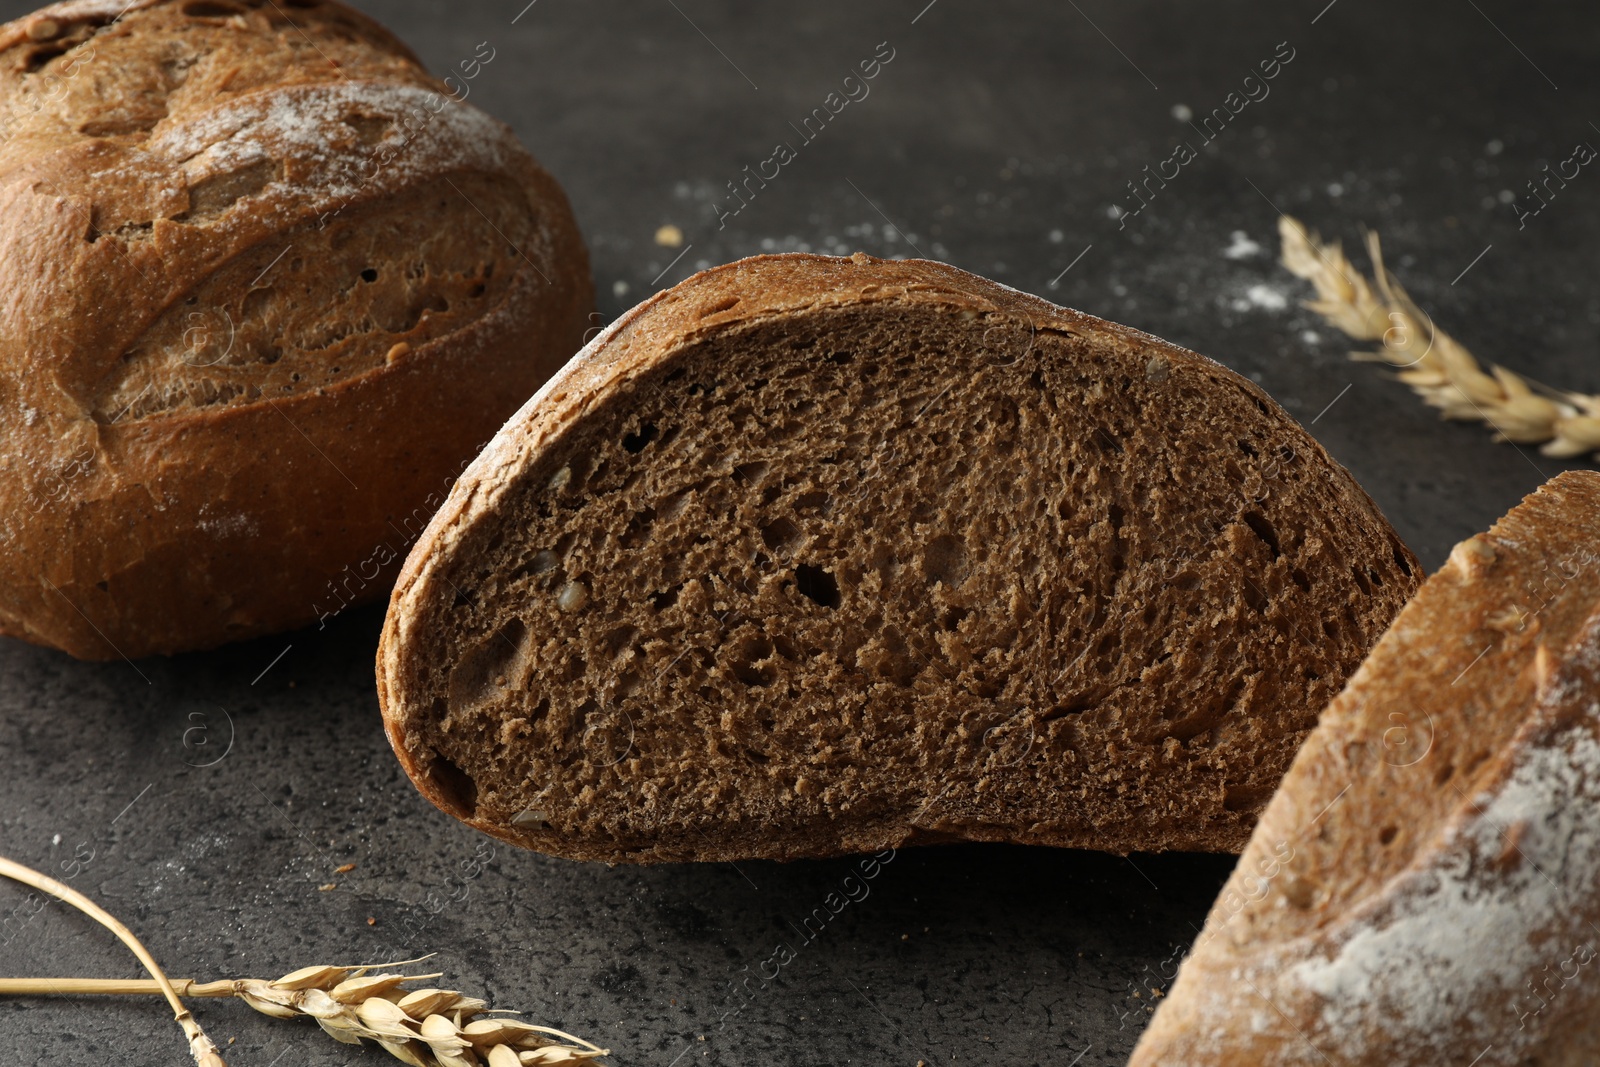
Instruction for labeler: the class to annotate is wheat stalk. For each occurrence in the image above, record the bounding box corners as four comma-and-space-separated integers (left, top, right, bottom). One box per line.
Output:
0, 855, 609, 1067
1278, 214, 1600, 461
0, 855, 227, 1066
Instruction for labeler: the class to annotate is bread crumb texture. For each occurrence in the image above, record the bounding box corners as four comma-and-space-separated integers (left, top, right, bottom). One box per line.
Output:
380, 254, 1420, 864
0, 0, 590, 658
1132, 470, 1600, 1067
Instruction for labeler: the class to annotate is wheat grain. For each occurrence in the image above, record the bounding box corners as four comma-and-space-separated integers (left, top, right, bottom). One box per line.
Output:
0, 964, 611, 1067
1278, 215, 1600, 461
224, 962, 609, 1066
0, 854, 607, 1067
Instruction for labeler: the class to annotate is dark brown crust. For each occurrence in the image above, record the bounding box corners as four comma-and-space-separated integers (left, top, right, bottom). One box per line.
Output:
0, 0, 592, 658
1131, 470, 1600, 1066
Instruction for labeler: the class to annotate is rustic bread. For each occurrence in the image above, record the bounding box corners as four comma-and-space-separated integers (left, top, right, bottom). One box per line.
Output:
1130, 470, 1600, 1067
377, 253, 1420, 864
0, 0, 591, 659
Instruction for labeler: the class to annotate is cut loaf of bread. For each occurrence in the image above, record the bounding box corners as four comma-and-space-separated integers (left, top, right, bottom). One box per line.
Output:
378, 253, 1420, 864
0, 0, 590, 658
1130, 470, 1600, 1066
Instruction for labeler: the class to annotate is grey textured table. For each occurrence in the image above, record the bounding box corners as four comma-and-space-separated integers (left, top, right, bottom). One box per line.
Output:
2, 2, 1597, 1064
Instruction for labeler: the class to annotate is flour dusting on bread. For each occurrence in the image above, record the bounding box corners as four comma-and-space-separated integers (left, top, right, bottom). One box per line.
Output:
1133, 471, 1600, 1067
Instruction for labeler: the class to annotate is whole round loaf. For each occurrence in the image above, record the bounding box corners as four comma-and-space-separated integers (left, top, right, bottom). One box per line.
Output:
0, 0, 591, 659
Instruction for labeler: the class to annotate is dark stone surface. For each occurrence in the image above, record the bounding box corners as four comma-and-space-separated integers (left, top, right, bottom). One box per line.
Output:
2, 1, 1596, 1064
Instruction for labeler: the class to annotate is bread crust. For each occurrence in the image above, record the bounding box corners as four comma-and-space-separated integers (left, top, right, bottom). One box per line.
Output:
378, 253, 1420, 863
0, 0, 591, 658
1131, 470, 1600, 1066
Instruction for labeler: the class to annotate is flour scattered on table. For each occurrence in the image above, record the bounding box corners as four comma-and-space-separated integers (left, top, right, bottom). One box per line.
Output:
1230, 284, 1289, 312
1222, 230, 1261, 259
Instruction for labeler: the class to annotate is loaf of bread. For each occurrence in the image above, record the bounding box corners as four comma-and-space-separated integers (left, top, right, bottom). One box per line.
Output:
1131, 470, 1600, 1066
377, 253, 1420, 864
0, 0, 591, 659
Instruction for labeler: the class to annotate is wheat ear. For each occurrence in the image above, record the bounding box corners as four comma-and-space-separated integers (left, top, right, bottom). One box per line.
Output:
1278, 214, 1600, 461
0, 856, 609, 1066
0, 855, 227, 1066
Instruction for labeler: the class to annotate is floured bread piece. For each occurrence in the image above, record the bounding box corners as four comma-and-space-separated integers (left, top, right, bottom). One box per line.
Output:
1132, 470, 1600, 1067
378, 253, 1419, 863
0, 0, 590, 658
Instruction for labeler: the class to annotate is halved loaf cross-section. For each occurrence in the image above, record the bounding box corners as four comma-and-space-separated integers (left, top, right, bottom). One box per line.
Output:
378, 253, 1419, 864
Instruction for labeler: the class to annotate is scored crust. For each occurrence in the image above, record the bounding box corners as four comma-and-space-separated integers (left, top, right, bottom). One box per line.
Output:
378, 253, 1420, 864
1131, 470, 1600, 1066
0, 0, 591, 658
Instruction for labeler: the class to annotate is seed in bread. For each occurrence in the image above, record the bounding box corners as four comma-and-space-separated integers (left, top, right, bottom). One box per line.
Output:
0, 0, 591, 659
1131, 470, 1600, 1067
377, 253, 1420, 864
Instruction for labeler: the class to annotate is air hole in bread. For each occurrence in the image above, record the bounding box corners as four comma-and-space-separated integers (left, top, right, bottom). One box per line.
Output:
620, 508, 656, 549
1351, 565, 1373, 595
1044, 701, 1093, 721
602, 625, 637, 660
1378, 825, 1398, 846
622, 422, 659, 454
360, 268, 378, 283
1242, 510, 1281, 560
728, 633, 777, 687
795, 564, 840, 609
1241, 579, 1268, 614
424, 748, 479, 820
731, 460, 767, 485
